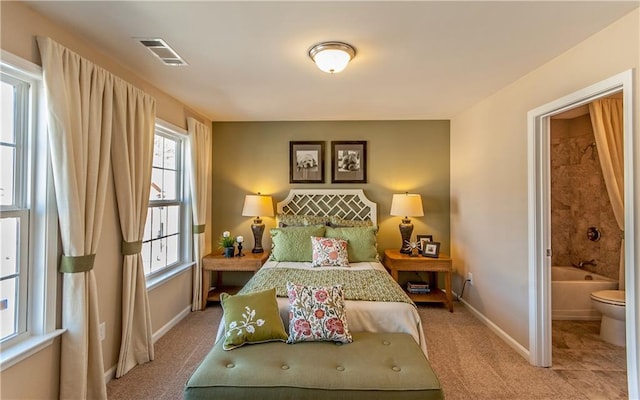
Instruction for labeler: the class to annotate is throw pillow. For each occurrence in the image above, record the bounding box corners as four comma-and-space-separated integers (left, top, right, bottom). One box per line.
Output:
328, 216, 373, 227
270, 225, 326, 262
286, 282, 352, 344
310, 237, 349, 267
325, 226, 378, 262
220, 288, 287, 350
277, 214, 329, 227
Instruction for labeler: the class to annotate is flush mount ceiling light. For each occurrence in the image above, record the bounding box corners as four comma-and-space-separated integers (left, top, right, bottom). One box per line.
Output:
308, 41, 356, 74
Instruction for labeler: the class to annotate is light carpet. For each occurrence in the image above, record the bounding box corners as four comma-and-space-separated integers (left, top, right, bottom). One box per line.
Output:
107, 302, 626, 399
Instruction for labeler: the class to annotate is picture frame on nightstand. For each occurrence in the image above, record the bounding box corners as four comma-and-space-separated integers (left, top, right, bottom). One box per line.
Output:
416, 235, 433, 254
422, 242, 440, 258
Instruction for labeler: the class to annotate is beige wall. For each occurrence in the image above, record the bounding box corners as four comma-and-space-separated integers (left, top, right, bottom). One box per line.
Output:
450, 9, 639, 348
211, 120, 451, 264
1, 2, 213, 398
0, 344, 60, 399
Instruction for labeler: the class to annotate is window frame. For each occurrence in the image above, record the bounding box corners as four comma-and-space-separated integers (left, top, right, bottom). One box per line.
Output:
1, 71, 31, 344
0, 50, 63, 371
144, 120, 193, 290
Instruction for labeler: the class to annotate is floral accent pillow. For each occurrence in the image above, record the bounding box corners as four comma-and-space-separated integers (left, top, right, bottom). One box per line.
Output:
220, 288, 288, 350
310, 237, 349, 267
286, 282, 352, 344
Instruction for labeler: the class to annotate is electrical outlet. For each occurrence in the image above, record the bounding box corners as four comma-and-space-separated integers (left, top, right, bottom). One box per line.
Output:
99, 322, 106, 341
467, 272, 473, 285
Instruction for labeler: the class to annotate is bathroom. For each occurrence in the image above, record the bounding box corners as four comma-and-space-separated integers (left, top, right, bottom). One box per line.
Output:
549, 94, 627, 392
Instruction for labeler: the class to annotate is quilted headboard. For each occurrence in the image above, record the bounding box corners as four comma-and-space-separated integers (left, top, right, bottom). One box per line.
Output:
276, 189, 377, 225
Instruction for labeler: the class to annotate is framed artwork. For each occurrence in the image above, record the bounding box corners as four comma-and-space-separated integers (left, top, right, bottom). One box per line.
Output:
290, 141, 325, 183
416, 235, 433, 254
331, 141, 367, 183
422, 242, 441, 258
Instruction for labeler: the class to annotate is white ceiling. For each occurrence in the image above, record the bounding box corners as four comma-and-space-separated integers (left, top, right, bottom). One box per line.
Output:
24, 1, 638, 122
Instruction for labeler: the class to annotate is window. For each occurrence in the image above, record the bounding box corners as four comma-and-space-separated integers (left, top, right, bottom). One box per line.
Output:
0, 51, 60, 370
0, 70, 30, 344
142, 122, 190, 283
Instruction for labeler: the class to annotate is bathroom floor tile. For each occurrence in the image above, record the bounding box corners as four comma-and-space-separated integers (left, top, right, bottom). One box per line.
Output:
552, 349, 624, 371
551, 320, 627, 399
554, 370, 628, 400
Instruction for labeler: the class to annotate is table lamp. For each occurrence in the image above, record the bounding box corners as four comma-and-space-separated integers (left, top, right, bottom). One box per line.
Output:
390, 192, 424, 254
242, 193, 274, 253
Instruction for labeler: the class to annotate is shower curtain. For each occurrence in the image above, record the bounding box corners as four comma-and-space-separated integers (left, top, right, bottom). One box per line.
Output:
589, 98, 624, 290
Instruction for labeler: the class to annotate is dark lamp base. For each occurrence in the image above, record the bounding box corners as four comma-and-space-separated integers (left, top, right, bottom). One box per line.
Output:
251, 221, 266, 254
398, 218, 414, 254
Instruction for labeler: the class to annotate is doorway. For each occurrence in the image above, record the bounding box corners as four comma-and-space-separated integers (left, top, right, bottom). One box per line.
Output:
527, 70, 638, 398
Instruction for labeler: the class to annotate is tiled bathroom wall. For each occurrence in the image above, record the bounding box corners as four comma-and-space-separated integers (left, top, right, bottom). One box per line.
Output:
550, 113, 621, 280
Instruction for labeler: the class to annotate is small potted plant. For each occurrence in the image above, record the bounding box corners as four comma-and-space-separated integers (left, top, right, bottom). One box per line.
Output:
219, 231, 235, 257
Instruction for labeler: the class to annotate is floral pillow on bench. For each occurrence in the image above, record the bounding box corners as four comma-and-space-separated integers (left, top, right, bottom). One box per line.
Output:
286, 282, 352, 344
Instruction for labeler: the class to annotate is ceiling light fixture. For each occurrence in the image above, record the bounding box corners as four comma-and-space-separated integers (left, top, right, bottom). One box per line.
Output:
308, 41, 356, 74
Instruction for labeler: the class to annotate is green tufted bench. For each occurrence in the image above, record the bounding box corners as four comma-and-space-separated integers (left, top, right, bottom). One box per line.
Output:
184, 331, 443, 400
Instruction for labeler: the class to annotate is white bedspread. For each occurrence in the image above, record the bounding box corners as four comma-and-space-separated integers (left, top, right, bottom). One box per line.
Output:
214, 260, 427, 356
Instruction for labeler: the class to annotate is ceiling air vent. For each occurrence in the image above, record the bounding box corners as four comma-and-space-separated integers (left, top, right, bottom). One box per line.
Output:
135, 37, 188, 67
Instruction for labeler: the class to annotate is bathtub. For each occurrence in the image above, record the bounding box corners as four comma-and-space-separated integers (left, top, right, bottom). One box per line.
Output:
552, 266, 618, 320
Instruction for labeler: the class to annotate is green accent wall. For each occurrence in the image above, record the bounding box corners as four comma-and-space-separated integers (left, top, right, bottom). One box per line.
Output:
211, 120, 450, 258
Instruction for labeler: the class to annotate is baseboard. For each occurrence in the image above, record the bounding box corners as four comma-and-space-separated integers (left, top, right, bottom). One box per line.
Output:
104, 364, 116, 384
104, 305, 192, 383
152, 305, 192, 344
457, 297, 530, 360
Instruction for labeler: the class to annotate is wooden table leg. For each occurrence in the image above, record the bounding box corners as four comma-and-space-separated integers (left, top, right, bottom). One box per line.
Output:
201, 269, 210, 310
390, 269, 399, 282
445, 269, 453, 312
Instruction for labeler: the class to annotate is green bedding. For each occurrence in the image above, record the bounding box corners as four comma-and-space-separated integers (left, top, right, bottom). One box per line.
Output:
238, 267, 415, 306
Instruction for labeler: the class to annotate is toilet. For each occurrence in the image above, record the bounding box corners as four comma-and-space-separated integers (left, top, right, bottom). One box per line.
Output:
590, 290, 626, 347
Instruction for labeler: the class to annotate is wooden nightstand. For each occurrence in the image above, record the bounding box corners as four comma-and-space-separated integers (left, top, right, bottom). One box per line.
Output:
383, 249, 453, 312
201, 251, 269, 309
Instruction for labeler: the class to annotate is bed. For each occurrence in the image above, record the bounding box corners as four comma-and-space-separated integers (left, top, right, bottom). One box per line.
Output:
213, 189, 427, 355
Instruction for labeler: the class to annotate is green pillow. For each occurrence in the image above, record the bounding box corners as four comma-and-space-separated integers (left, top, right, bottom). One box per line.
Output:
325, 226, 378, 262
328, 216, 373, 227
220, 288, 287, 350
270, 225, 326, 262
277, 214, 329, 227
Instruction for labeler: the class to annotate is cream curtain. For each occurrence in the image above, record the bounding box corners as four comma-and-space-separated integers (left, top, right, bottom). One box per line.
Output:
589, 98, 624, 289
37, 37, 111, 399
187, 117, 212, 311
111, 81, 156, 377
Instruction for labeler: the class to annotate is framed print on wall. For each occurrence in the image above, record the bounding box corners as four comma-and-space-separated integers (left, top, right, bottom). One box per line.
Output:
290, 141, 325, 183
331, 141, 367, 183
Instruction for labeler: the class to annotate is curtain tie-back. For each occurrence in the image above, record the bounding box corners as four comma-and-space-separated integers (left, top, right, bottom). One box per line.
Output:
59, 254, 96, 273
193, 224, 205, 234
122, 240, 143, 255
